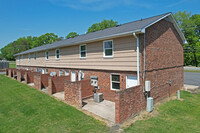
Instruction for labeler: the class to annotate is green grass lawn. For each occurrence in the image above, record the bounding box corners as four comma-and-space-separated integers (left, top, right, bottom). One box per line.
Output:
0, 75, 108, 133
124, 91, 200, 133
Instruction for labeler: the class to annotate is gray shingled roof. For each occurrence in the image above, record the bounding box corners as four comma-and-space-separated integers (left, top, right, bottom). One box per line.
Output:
15, 12, 171, 56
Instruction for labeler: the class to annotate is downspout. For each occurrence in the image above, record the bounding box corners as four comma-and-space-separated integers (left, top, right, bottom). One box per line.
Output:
133, 33, 140, 85
143, 32, 146, 93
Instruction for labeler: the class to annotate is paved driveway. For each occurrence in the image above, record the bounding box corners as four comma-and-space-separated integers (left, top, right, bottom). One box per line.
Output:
184, 72, 200, 86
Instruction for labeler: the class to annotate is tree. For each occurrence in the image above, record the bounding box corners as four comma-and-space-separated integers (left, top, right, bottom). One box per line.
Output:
65, 32, 79, 39
87, 19, 118, 33
0, 33, 61, 60
174, 11, 200, 67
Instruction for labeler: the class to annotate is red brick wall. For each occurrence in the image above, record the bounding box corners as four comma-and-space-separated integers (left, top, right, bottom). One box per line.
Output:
115, 85, 146, 123
50, 76, 70, 94
76, 80, 94, 99
141, 19, 184, 102
64, 80, 82, 107
27, 72, 38, 83
41, 74, 50, 88
17, 66, 136, 102
34, 73, 42, 90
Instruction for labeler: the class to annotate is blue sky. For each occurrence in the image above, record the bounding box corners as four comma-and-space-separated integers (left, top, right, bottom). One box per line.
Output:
0, 0, 199, 49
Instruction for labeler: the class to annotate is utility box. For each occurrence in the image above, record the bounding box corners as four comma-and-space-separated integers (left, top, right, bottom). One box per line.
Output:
91, 76, 98, 87
94, 93, 103, 103
147, 97, 153, 112
145, 81, 151, 92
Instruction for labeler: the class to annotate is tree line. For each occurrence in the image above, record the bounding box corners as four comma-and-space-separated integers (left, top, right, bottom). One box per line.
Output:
1, 11, 200, 67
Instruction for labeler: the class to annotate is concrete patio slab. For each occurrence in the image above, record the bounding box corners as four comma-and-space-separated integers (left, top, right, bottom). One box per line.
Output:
82, 98, 115, 122
184, 84, 200, 94
27, 83, 34, 87
53, 91, 65, 101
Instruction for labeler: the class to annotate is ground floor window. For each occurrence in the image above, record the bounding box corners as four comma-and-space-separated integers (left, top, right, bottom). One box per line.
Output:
46, 69, 48, 74
111, 74, 120, 90
59, 70, 63, 76
65, 70, 69, 76
126, 75, 138, 88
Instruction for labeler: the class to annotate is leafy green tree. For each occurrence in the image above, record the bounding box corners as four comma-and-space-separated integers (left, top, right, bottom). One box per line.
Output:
65, 32, 79, 39
87, 19, 118, 33
174, 11, 200, 67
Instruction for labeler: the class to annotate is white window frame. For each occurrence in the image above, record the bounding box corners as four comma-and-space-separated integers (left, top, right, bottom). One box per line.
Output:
103, 40, 113, 58
59, 70, 63, 76
110, 74, 120, 90
28, 54, 31, 61
45, 51, 49, 60
79, 44, 87, 59
34, 52, 36, 60
55, 49, 60, 60
65, 70, 69, 76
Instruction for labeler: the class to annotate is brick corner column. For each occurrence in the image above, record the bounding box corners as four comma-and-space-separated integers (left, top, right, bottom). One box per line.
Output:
115, 91, 121, 124
24, 72, 28, 84
48, 77, 53, 94
17, 70, 21, 82
8, 69, 12, 77
34, 73, 42, 90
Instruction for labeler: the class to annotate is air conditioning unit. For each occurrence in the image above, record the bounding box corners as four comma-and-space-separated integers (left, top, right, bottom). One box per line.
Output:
147, 97, 153, 112
145, 81, 151, 92
94, 93, 103, 103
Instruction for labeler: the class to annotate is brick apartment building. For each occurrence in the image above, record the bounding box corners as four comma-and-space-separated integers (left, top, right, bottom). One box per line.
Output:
14, 12, 186, 123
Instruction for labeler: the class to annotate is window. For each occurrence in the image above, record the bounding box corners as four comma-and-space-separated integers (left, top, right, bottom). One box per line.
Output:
34, 53, 36, 60
103, 40, 113, 57
18, 56, 20, 62
78, 70, 84, 81
21, 55, 23, 61
28, 54, 31, 61
59, 70, 63, 76
46, 69, 48, 74
45, 51, 49, 60
80, 45, 86, 58
111, 74, 120, 90
55, 49, 60, 59
65, 70, 69, 76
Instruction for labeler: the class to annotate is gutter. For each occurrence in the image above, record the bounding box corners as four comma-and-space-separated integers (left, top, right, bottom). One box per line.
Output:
133, 33, 140, 85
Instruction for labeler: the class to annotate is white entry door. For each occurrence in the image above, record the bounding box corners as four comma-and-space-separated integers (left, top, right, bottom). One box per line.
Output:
71, 71, 76, 82
42, 69, 45, 74
126, 75, 138, 88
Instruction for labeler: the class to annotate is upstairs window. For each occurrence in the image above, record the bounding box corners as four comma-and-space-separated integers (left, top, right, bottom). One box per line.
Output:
111, 74, 120, 90
34, 53, 36, 60
103, 40, 113, 58
80, 45, 87, 58
18, 56, 20, 62
55, 49, 60, 59
45, 51, 49, 60
28, 54, 31, 61
21, 55, 23, 61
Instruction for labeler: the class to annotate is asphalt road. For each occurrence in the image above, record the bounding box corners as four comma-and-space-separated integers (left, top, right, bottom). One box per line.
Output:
184, 72, 200, 86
